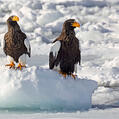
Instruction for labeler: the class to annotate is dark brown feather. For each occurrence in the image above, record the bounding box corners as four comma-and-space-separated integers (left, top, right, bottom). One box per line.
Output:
49, 19, 81, 74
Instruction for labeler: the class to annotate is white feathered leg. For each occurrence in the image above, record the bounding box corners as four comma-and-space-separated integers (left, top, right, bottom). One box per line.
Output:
7, 55, 14, 63
74, 63, 77, 75
6, 55, 15, 68
18, 54, 26, 66
70, 64, 77, 79
17, 54, 26, 70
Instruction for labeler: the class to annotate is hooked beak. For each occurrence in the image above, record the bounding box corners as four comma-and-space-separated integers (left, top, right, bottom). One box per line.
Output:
72, 22, 80, 27
12, 16, 19, 21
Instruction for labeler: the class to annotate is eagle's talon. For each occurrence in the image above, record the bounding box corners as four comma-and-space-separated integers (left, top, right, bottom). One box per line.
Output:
59, 71, 67, 78
71, 73, 77, 80
5, 62, 15, 69
17, 63, 26, 70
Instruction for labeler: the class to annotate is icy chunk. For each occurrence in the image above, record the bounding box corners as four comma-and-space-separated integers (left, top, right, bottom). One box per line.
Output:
0, 67, 97, 111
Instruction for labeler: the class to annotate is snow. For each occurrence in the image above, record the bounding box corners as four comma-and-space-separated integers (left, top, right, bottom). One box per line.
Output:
1, 108, 119, 119
0, 0, 119, 118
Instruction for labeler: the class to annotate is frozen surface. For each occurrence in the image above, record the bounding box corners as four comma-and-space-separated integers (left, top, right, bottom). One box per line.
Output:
0, 66, 97, 111
1, 108, 119, 119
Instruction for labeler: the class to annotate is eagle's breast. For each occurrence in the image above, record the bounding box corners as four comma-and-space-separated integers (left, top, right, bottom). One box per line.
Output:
4, 31, 28, 62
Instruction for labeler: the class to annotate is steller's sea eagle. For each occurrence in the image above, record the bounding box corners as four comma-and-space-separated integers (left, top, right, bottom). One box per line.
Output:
3, 16, 31, 70
49, 19, 81, 79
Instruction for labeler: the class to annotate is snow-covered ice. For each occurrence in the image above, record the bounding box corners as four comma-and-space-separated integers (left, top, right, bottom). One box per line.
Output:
1, 108, 119, 119
0, 66, 97, 111
0, 0, 119, 118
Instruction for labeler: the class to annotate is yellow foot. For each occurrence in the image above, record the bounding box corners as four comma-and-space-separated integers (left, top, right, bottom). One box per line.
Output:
5, 62, 15, 69
71, 73, 77, 80
59, 71, 67, 78
17, 63, 26, 70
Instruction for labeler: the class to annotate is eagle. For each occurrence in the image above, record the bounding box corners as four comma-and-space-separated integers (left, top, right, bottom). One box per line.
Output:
3, 16, 31, 70
49, 19, 81, 79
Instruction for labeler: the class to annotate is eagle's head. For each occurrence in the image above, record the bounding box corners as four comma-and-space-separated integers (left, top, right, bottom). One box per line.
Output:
63, 19, 80, 31
7, 16, 20, 31
7, 16, 19, 26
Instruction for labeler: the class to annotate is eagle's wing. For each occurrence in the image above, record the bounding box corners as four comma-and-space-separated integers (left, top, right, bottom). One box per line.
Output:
2, 38, 5, 49
79, 39, 81, 65
3, 33, 8, 55
3, 33, 8, 49
49, 41, 61, 69
24, 38, 31, 57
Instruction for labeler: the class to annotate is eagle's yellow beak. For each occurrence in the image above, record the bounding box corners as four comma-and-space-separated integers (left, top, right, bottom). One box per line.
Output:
12, 16, 19, 21
72, 22, 80, 27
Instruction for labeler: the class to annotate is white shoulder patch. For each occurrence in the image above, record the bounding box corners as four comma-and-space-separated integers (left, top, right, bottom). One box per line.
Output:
1, 39, 5, 49
50, 41, 61, 57
24, 38, 30, 53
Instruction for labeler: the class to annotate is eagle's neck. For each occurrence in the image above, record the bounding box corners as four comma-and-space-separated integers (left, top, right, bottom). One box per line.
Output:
60, 27, 75, 41
53, 27, 75, 43
7, 21, 21, 33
